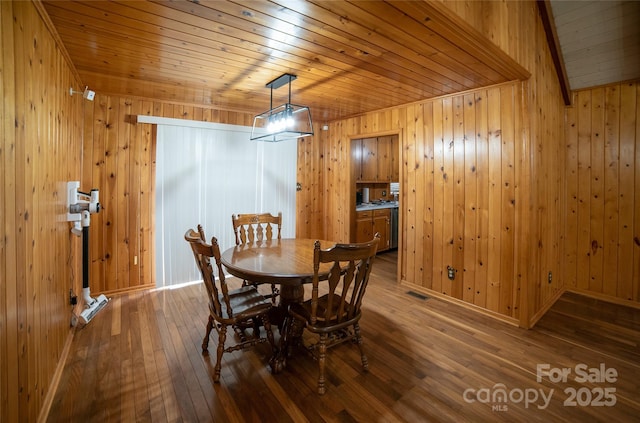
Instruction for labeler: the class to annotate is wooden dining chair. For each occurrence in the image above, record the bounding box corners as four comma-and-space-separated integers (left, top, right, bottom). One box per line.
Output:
232, 212, 282, 245
286, 234, 380, 395
232, 212, 282, 303
185, 226, 276, 382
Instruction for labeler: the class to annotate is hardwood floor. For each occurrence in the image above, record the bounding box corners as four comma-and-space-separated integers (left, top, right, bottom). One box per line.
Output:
47, 251, 640, 422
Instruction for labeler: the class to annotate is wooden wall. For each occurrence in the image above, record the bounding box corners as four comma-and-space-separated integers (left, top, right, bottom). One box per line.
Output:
447, 0, 569, 326
299, 0, 567, 327
1, 6, 264, 421
564, 82, 640, 305
317, 83, 534, 325
81, 99, 255, 294
1, 1, 84, 421
296, 135, 325, 240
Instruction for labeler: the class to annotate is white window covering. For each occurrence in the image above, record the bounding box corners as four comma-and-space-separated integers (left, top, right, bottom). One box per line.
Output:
153, 118, 297, 288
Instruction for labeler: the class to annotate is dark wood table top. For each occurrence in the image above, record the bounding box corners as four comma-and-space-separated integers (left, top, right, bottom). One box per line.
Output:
220, 238, 336, 286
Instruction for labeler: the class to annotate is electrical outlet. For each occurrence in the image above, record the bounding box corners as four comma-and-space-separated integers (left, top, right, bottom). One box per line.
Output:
548, 271, 552, 284
447, 266, 456, 280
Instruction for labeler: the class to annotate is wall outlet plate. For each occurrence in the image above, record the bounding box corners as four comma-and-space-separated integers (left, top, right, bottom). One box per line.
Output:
447, 266, 456, 280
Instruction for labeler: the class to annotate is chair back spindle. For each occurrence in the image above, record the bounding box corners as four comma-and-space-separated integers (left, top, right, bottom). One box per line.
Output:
232, 212, 282, 246
231, 212, 283, 304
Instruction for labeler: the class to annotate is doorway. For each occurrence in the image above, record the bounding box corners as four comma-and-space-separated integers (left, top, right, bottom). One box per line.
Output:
350, 133, 401, 269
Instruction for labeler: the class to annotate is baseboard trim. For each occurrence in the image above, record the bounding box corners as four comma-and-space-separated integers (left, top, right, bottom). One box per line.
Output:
37, 326, 75, 423
100, 282, 155, 296
527, 288, 566, 328
566, 288, 640, 310
399, 281, 520, 327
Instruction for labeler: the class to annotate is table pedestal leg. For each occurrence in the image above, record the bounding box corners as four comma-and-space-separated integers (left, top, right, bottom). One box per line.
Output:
269, 284, 304, 373
279, 284, 304, 306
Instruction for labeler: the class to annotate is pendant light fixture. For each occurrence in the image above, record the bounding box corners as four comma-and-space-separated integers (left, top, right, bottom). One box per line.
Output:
251, 73, 314, 142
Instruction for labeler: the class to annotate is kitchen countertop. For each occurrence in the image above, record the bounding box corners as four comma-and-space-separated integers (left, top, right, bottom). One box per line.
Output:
356, 202, 398, 211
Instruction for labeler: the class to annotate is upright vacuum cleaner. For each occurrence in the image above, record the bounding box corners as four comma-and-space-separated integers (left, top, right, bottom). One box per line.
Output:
67, 181, 109, 324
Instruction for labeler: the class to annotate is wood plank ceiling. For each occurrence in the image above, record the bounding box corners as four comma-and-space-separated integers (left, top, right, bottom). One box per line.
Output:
41, 0, 529, 123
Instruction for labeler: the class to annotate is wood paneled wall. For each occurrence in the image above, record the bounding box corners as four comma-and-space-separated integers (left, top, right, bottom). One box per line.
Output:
444, 0, 569, 325
299, 0, 568, 327
296, 134, 325, 240
1, 1, 84, 421
564, 82, 640, 305
317, 83, 536, 325
81, 99, 255, 294
1, 6, 265, 420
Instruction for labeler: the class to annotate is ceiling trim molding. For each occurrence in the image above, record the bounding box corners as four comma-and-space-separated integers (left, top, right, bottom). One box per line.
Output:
537, 0, 572, 105
33, 0, 83, 85
423, 2, 531, 81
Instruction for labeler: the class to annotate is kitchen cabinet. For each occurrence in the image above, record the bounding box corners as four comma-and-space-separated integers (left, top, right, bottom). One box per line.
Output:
377, 136, 392, 181
352, 135, 398, 183
355, 210, 374, 243
390, 135, 399, 182
355, 208, 390, 252
373, 209, 390, 251
360, 137, 378, 181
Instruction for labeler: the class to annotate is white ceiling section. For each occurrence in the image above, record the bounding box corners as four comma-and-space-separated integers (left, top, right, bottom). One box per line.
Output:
549, 0, 640, 90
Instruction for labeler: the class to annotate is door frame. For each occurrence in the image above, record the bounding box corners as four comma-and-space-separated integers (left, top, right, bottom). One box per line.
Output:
348, 129, 403, 285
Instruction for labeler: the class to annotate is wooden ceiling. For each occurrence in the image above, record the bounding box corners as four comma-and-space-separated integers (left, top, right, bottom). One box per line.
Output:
41, 0, 529, 122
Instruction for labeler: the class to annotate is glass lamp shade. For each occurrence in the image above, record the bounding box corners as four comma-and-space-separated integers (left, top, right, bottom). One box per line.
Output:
251, 103, 314, 142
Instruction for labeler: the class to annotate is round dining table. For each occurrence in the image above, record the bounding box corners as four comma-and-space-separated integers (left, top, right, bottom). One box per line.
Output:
220, 238, 337, 372
220, 238, 336, 306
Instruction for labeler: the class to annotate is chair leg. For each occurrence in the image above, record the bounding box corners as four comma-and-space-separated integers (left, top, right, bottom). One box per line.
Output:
317, 333, 328, 395
262, 315, 276, 351
353, 322, 369, 371
202, 315, 214, 352
279, 316, 292, 359
213, 324, 228, 383
252, 318, 261, 338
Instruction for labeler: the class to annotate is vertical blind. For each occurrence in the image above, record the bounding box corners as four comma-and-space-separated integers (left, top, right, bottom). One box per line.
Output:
154, 120, 297, 288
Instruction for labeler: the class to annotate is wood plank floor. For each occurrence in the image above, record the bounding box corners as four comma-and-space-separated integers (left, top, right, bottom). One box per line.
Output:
47, 251, 640, 422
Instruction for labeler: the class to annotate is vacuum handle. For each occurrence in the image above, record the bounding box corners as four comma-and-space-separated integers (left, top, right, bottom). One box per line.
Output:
82, 211, 90, 290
